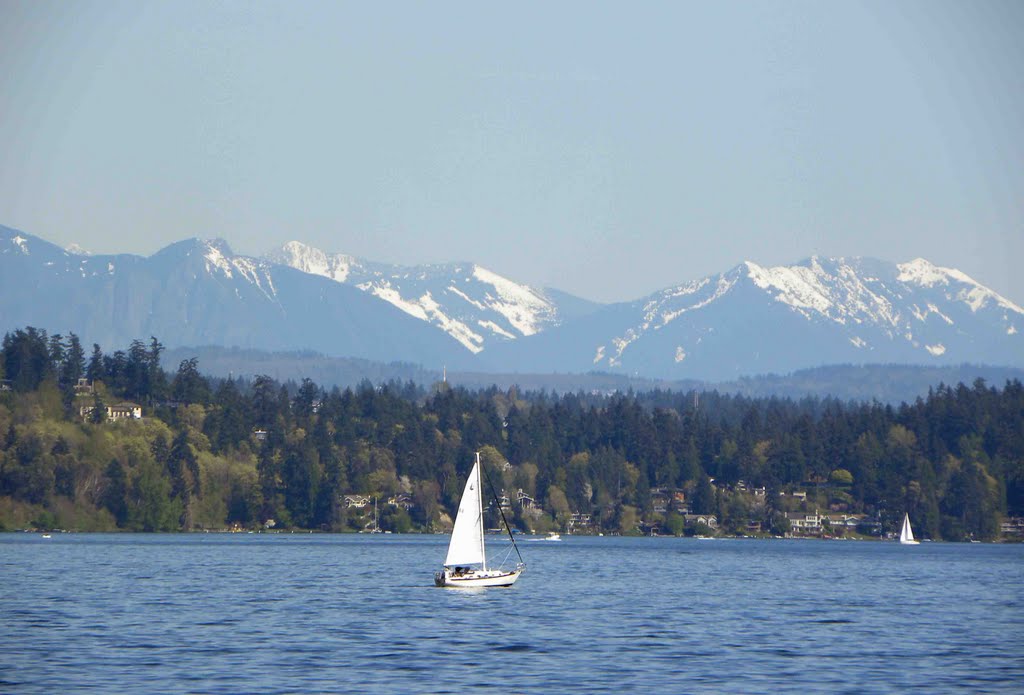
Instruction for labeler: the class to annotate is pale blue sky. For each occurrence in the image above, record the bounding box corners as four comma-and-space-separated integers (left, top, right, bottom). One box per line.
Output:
1, 1, 1021, 303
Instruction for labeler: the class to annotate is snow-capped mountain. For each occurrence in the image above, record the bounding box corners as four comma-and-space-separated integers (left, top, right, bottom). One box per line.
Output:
266, 241, 595, 353
2, 223, 1021, 381
481, 256, 1024, 380
0, 226, 468, 366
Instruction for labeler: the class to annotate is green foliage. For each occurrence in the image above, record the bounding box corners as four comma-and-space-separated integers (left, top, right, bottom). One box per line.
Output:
617, 505, 640, 535
692, 475, 715, 515
770, 511, 791, 535
1, 327, 1023, 539
664, 511, 685, 536
128, 459, 180, 532
829, 468, 854, 485
381, 505, 412, 533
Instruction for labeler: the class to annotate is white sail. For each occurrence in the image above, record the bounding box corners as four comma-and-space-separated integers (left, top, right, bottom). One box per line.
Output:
444, 460, 486, 567
899, 513, 918, 544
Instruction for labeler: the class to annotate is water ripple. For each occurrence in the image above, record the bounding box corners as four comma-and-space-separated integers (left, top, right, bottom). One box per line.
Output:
1, 534, 1022, 693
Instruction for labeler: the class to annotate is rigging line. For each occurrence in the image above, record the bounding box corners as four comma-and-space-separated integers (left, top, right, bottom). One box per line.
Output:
480, 457, 525, 566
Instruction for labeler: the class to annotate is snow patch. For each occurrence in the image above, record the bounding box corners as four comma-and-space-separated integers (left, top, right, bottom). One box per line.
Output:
471, 265, 552, 336
926, 303, 954, 325
745, 260, 835, 314
265, 244, 562, 351
897, 258, 948, 287
593, 346, 605, 364
925, 343, 946, 356
659, 276, 735, 325
232, 258, 279, 301
1008, 325, 1018, 336
609, 329, 640, 366
11, 235, 28, 254
960, 287, 992, 313
675, 346, 687, 363
204, 244, 233, 277
272, 241, 353, 283
477, 320, 516, 340
417, 292, 484, 352
899, 258, 1024, 316
744, 258, 903, 328
361, 286, 486, 352
850, 336, 867, 349
367, 284, 430, 322
448, 285, 488, 311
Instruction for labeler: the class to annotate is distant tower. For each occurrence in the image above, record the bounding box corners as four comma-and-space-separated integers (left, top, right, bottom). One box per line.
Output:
443, 366, 447, 383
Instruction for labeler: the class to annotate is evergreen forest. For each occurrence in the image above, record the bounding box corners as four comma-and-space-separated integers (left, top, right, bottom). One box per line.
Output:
2, 327, 1022, 541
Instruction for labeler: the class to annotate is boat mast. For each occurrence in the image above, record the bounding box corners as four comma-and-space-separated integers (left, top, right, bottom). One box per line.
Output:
478, 452, 526, 568
476, 453, 486, 570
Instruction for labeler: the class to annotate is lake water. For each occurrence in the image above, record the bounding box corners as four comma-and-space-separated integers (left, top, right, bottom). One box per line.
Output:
2, 534, 1022, 694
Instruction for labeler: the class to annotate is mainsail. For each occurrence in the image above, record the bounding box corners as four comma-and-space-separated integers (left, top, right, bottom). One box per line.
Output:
444, 460, 486, 568
900, 513, 916, 543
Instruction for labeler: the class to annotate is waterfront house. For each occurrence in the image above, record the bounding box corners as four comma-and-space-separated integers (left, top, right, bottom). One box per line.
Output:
822, 513, 864, 530
786, 511, 822, 534
684, 514, 718, 529
1000, 517, 1024, 537
651, 489, 670, 514
387, 494, 414, 510
516, 489, 536, 510
343, 495, 371, 509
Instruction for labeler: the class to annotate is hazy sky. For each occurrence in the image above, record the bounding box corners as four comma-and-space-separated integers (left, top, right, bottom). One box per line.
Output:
1, 1, 1021, 303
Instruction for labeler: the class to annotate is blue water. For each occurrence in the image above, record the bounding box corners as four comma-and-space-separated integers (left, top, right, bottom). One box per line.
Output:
1, 534, 1021, 693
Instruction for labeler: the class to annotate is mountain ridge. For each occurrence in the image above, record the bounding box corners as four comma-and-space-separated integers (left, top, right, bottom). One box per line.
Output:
1, 223, 1021, 381
0, 226, 470, 367
265, 239, 591, 353
480, 254, 1022, 380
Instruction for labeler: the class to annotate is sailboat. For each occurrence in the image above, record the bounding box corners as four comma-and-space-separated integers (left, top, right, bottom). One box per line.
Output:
435, 453, 525, 588
360, 496, 383, 533
899, 513, 920, 545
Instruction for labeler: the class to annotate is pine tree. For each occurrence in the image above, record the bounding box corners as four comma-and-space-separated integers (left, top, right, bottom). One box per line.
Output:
61, 333, 86, 388
87, 344, 105, 382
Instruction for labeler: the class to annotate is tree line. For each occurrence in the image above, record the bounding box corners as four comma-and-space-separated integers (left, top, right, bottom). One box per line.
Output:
1, 326, 1021, 539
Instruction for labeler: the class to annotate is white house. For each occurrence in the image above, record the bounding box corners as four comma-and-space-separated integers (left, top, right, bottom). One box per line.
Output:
343, 495, 371, 509
79, 402, 142, 421
786, 511, 822, 534
684, 514, 718, 529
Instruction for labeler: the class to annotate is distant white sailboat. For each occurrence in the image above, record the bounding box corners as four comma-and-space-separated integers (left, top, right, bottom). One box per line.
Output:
899, 513, 920, 545
359, 496, 383, 533
435, 453, 525, 588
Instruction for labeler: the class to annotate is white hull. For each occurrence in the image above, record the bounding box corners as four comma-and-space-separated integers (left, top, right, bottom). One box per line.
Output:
436, 453, 526, 588
435, 566, 524, 588
899, 539, 920, 545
